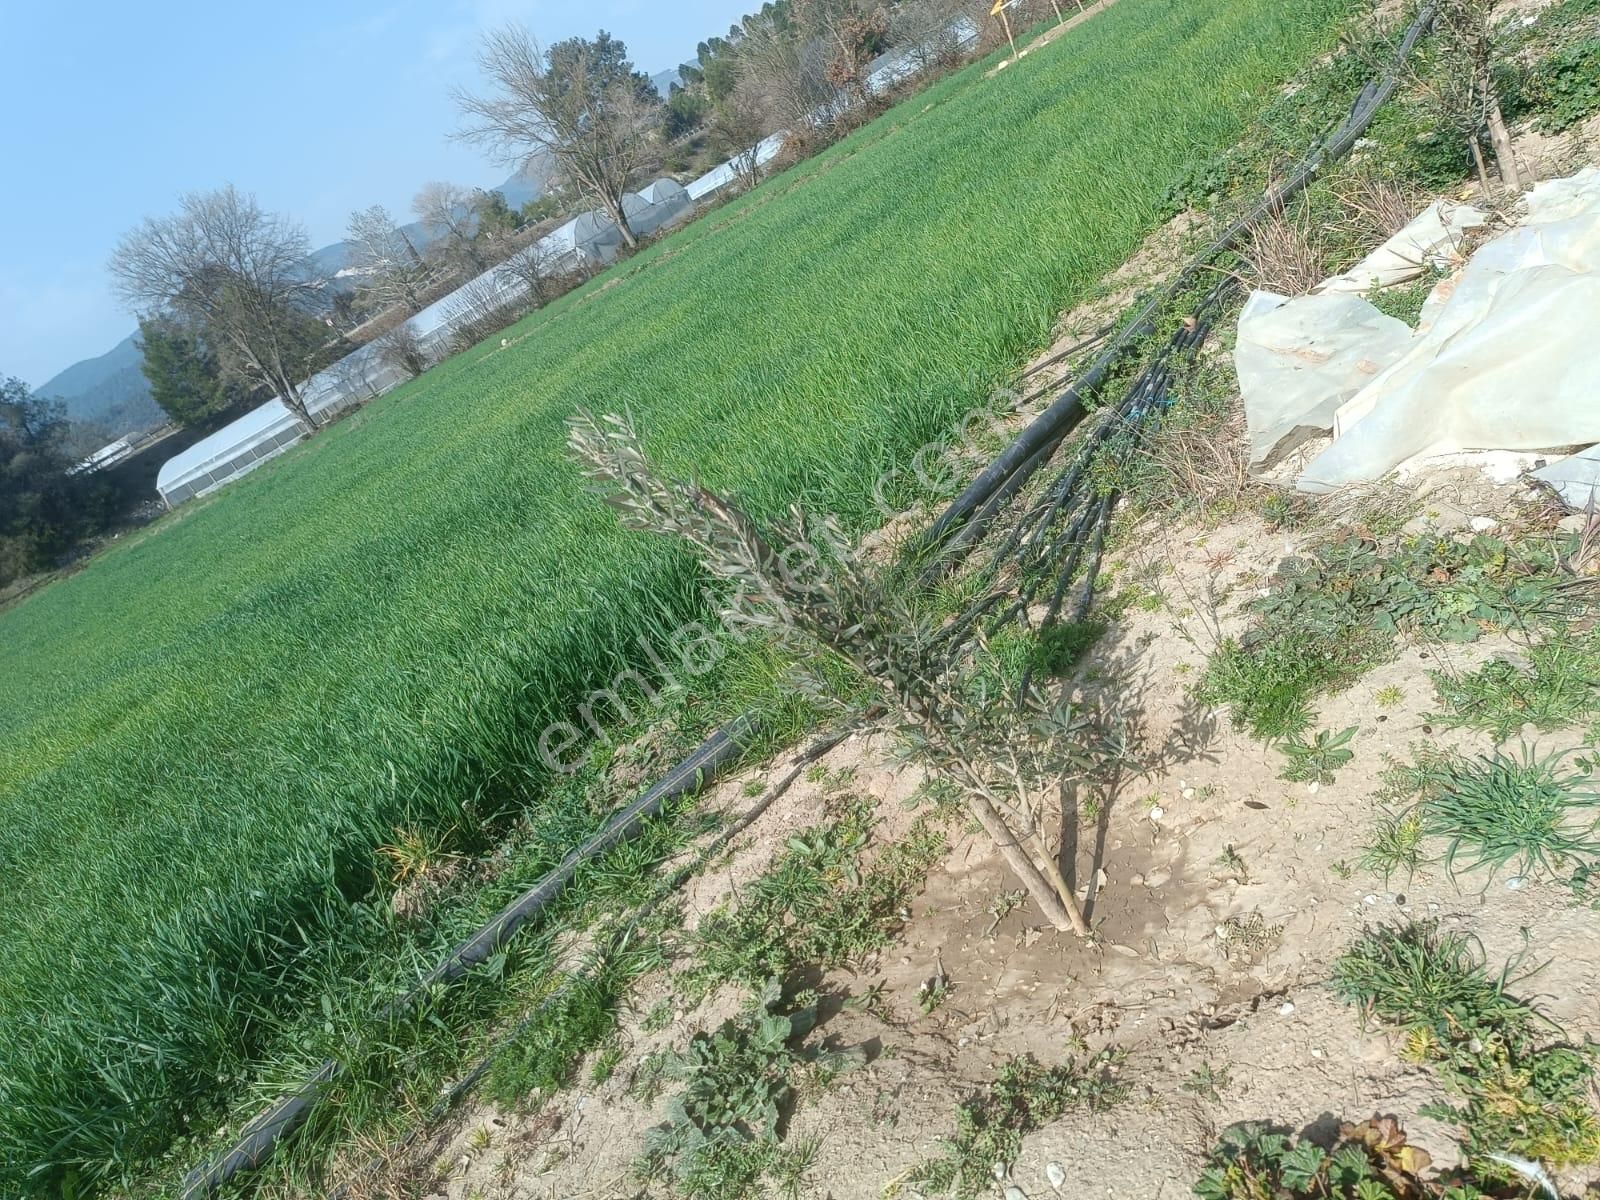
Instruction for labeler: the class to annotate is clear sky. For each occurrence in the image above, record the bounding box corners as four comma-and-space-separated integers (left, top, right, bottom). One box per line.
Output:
0, 0, 755, 390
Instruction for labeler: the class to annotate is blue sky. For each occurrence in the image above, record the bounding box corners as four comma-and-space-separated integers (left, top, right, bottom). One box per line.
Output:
0, 0, 755, 390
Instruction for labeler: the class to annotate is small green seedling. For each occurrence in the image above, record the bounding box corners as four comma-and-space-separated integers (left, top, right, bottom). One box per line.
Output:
1279, 726, 1356, 786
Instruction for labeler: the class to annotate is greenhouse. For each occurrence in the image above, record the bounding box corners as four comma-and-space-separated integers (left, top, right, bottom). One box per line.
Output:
156, 402, 313, 507
626, 180, 694, 236
686, 135, 787, 200
157, 179, 730, 507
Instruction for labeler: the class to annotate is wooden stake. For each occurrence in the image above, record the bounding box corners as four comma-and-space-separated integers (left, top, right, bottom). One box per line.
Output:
1000, 9, 1017, 57
1050, 0, 1065, 23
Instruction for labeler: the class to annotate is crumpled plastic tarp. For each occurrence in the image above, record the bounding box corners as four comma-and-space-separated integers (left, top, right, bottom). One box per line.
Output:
1257, 168, 1600, 492
1235, 290, 1412, 468
1315, 199, 1486, 294
1532, 445, 1600, 512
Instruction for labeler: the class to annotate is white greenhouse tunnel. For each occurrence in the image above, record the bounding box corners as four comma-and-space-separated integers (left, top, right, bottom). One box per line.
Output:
153, 179, 700, 508
155, 7, 977, 509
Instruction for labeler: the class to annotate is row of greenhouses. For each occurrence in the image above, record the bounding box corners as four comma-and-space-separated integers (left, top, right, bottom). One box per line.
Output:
156, 11, 983, 508
155, 179, 698, 507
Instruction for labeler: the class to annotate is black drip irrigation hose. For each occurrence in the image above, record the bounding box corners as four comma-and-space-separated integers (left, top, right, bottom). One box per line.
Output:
914, 4, 1437, 570
324, 721, 864, 1200
182, 716, 759, 1200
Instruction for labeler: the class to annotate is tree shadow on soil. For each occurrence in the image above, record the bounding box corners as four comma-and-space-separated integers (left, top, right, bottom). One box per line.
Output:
1056, 630, 1222, 922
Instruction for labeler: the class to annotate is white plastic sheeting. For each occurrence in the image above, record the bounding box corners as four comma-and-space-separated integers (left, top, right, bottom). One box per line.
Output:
1315, 200, 1486, 294
1296, 168, 1600, 491
1533, 446, 1600, 512
1235, 290, 1412, 469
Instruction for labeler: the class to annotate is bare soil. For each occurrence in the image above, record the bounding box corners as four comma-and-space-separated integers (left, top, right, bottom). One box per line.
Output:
348, 90, 1600, 1200
363, 458, 1600, 1200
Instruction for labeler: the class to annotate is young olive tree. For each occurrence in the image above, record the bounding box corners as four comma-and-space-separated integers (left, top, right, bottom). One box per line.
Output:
455, 27, 661, 251
568, 411, 1098, 936
1407, 0, 1522, 192
110, 186, 329, 431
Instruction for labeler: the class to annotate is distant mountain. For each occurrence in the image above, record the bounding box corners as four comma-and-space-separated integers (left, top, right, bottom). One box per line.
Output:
650, 67, 685, 97
37, 333, 163, 436
489, 154, 557, 212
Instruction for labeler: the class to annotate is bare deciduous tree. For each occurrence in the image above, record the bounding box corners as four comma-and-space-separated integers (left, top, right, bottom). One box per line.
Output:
371, 321, 430, 381
346, 204, 430, 314
717, 93, 772, 192
494, 237, 564, 309
109, 185, 329, 431
444, 274, 525, 354
414, 181, 488, 275
731, 10, 833, 132
454, 26, 660, 250
890, 0, 972, 74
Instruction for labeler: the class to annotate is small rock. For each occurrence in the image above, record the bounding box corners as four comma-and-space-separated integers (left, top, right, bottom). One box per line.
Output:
1279, 1001, 1296, 1016
1311, 1047, 1324, 1059
1047, 1161, 1067, 1190
1130, 872, 1146, 887
1470, 516, 1499, 533
1005, 1188, 1027, 1200
1507, 876, 1527, 890
1180, 787, 1196, 801
1149, 805, 1165, 822
1145, 869, 1171, 889
1558, 514, 1589, 533
1363, 894, 1378, 905
993, 1162, 1009, 1182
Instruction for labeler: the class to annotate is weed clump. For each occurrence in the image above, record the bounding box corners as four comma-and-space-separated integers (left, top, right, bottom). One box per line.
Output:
912, 1051, 1126, 1198
1194, 1116, 1507, 1199
637, 980, 856, 1200
1200, 534, 1578, 743
1368, 746, 1600, 884
1422, 746, 1600, 883
690, 798, 946, 993
1279, 725, 1357, 785
1333, 923, 1600, 1169
1430, 629, 1600, 743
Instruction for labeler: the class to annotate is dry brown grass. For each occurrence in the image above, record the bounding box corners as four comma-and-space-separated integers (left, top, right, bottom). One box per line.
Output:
1331, 170, 1424, 246
1241, 200, 1328, 295
1146, 404, 1256, 512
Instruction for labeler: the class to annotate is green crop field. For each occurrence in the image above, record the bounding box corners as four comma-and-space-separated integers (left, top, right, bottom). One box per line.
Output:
0, 0, 1354, 1190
